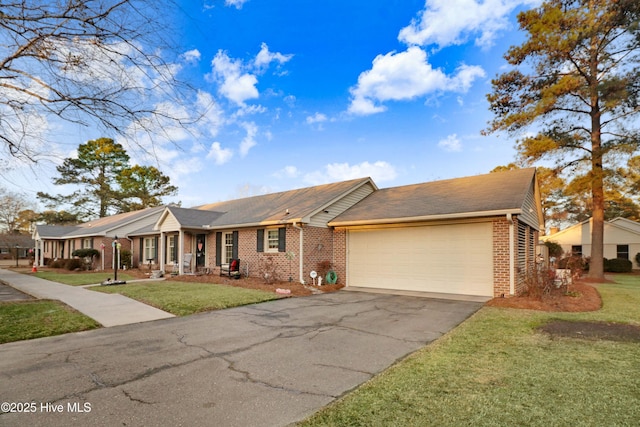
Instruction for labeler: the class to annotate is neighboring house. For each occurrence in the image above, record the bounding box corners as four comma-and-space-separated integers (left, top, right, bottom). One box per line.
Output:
33, 207, 166, 269
542, 217, 640, 268
32, 168, 543, 297
0, 234, 35, 260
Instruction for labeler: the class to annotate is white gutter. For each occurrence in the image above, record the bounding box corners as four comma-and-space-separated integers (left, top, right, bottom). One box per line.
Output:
329, 208, 522, 227
292, 222, 304, 284
507, 213, 515, 296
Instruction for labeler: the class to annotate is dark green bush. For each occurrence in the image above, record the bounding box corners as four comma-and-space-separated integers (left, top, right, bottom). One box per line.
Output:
635, 253, 640, 268
72, 248, 100, 258
544, 241, 563, 258
120, 249, 132, 269
604, 258, 633, 273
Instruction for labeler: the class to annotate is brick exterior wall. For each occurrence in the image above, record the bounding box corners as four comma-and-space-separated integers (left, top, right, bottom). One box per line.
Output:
201, 225, 344, 284
332, 229, 347, 285
493, 215, 540, 297
493, 217, 512, 297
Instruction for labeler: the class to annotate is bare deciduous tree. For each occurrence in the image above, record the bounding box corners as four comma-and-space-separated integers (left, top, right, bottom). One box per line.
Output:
0, 0, 204, 163
0, 188, 32, 232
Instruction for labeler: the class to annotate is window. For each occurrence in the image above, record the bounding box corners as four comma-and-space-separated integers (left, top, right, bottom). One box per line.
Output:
257, 228, 285, 253
224, 232, 234, 263
82, 238, 92, 249
617, 244, 629, 260
168, 236, 176, 263
144, 237, 156, 261
571, 245, 582, 257
266, 229, 279, 252
216, 231, 237, 266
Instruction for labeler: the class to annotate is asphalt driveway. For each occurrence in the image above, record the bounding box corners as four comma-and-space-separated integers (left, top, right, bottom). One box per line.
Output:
0, 291, 483, 426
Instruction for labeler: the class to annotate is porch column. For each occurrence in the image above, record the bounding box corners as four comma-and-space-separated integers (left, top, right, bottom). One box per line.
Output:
178, 230, 185, 275
159, 231, 165, 273
38, 240, 44, 267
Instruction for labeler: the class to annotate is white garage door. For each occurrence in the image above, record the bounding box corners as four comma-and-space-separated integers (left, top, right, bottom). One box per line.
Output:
347, 222, 493, 297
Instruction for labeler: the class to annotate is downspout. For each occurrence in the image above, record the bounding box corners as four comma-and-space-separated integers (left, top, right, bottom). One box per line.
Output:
126, 237, 133, 270
292, 222, 304, 284
507, 213, 515, 296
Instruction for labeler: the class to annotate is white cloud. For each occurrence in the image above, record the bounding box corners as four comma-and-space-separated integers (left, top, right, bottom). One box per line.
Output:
306, 112, 328, 125
254, 43, 293, 72
398, 0, 538, 49
182, 49, 201, 63
207, 142, 233, 165
225, 0, 248, 9
239, 121, 258, 156
273, 165, 300, 179
210, 50, 259, 105
305, 161, 397, 185
348, 46, 485, 115
208, 44, 292, 106
438, 134, 462, 152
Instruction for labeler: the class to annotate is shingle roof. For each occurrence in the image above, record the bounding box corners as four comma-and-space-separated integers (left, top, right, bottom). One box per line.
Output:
167, 206, 225, 228
34, 225, 82, 238
0, 233, 35, 248
195, 177, 374, 227
330, 168, 537, 226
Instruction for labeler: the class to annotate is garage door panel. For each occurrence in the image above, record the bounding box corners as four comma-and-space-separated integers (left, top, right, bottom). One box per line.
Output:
347, 223, 493, 296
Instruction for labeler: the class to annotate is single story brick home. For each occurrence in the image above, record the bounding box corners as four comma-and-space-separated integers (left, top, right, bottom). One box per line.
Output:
0, 233, 35, 260
33, 206, 165, 269
33, 168, 543, 297
542, 217, 640, 268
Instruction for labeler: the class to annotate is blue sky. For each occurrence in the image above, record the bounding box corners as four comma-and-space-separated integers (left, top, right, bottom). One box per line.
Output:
6, 0, 542, 209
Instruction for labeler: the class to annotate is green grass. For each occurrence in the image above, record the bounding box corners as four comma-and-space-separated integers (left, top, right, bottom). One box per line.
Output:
0, 300, 100, 344
302, 274, 640, 427
92, 281, 280, 316
34, 271, 136, 286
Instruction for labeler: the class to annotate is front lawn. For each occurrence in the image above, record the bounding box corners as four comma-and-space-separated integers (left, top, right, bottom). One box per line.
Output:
34, 271, 136, 286
92, 281, 280, 316
302, 275, 640, 426
0, 300, 100, 344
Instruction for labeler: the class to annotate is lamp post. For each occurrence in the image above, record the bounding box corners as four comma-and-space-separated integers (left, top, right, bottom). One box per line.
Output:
15, 244, 19, 268
113, 236, 119, 282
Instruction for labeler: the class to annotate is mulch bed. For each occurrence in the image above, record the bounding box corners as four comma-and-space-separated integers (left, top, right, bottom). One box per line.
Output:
486, 281, 602, 312
168, 272, 344, 297
486, 277, 640, 342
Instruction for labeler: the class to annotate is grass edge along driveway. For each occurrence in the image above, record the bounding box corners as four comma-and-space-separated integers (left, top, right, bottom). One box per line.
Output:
302, 275, 640, 427
92, 281, 280, 316
0, 300, 100, 344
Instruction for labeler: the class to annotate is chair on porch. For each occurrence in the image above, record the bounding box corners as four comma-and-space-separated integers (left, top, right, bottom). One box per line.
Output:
220, 258, 241, 279
183, 253, 193, 274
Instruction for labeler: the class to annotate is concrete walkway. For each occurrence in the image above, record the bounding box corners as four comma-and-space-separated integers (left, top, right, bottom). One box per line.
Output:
0, 268, 174, 327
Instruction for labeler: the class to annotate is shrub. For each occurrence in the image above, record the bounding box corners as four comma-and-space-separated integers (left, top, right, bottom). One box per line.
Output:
64, 259, 84, 271
522, 265, 568, 299
635, 252, 640, 268
120, 249, 132, 269
544, 240, 563, 258
48, 259, 66, 268
604, 258, 633, 273
71, 248, 100, 258
557, 256, 587, 272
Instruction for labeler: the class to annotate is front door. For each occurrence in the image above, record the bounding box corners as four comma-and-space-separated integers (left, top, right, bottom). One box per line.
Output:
196, 234, 206, 267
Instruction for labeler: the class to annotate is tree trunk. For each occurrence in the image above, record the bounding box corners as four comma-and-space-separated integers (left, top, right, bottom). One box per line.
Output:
588, 81, 605, 279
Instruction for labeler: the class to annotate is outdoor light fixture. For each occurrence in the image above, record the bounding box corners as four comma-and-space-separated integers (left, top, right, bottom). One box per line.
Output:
102, 235, 126, 286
